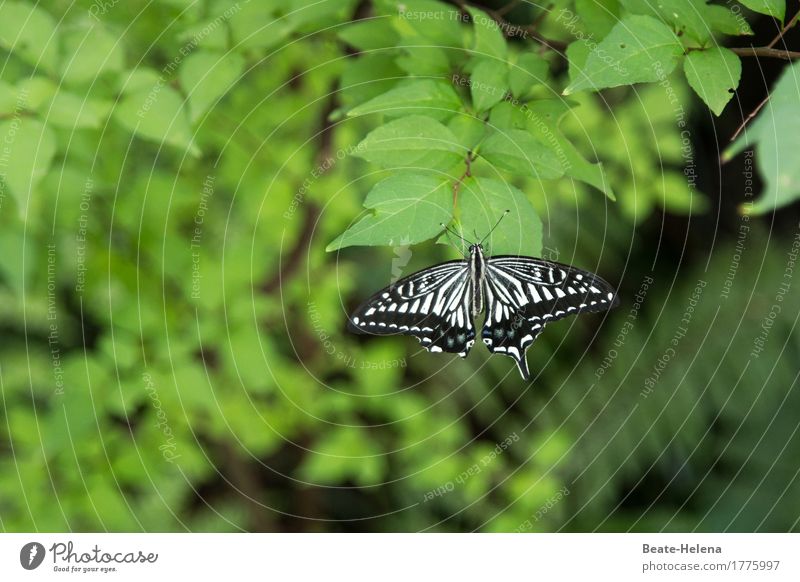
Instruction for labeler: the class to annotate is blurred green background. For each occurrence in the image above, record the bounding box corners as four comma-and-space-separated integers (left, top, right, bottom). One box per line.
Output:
1, 0, 799, 532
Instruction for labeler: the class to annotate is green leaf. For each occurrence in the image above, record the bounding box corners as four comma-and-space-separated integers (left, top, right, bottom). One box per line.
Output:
479, 129, 564, 179
458, 177, 542, 255
354, 115, 463, 169
620, 0, 754, 39
348, 79, 462, 120
337, 17, 399, 50
525, 100, 616, 200
684, 48, 741, 116
509, 53, 549, 99
44, 91, 111, 129
118, 68, 163, 94
0, 2, 58, 71
738, 0, 785, 19
563, 15, 683, 94
396, 45, 451, 76
705, 5, 753, 36
339, 54, 404, 110
326, 173, 452, 251
657, 173, 708, 214
388, 0, 465, 47
467, 7, 507, 59
114, 87, 199, 155
179, 50, 245, 122
489, 101, 528, 130
227, 2, 294, 50
448, 114, 486, 150
0, 119, 56, 211
619, 0, 714, 44
60, 22, 125, 85
575, 0, 621, 38
565, 38, 592, 88
16, 77, 56, 110
0, 81, 15, 114
724, 60, 800, 212
470, 58, 509, 112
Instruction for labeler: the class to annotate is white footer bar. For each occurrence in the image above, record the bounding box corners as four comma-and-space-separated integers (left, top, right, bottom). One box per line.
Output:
1, 533, 797, 580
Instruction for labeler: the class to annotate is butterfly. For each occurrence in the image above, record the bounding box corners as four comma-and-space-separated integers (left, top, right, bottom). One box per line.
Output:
347, 214, 619, 379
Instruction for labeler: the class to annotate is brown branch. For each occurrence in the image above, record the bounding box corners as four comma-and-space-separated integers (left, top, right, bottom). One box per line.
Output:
730, 46, 800, 60
768, 10, 800, 48
728, 92, 770, 146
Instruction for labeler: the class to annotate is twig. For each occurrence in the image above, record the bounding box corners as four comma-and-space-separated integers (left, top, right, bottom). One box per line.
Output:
729, 93, 770, 145
768, 10, 800, 48
729, 46, 800, 60
725, 9, 799, 147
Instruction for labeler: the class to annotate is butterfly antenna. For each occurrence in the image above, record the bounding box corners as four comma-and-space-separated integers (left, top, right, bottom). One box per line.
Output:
440, 223, 470, 256
479, 209, 510, 246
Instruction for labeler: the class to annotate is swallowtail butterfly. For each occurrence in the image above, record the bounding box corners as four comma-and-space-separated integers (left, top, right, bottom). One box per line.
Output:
348, 218, 619, 379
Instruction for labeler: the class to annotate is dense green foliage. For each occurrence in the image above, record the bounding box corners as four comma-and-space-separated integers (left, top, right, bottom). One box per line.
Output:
0, 0, 799, 532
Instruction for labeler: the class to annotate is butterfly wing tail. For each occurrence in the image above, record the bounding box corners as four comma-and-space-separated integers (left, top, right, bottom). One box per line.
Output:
514, 352, 531, 380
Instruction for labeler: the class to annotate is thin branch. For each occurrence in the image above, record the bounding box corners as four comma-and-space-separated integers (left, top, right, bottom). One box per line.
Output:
729, 93, 770, 145
768, 10, 800, 48
730, 46, 800, 60
726, 9, 800, 146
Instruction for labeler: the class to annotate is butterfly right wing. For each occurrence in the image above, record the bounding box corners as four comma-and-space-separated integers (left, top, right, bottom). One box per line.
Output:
348, 260, 477, 357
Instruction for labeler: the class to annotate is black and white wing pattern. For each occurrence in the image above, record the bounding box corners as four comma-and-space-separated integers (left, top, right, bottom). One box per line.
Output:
482, 256, 619, 380
348, 260, 477, 357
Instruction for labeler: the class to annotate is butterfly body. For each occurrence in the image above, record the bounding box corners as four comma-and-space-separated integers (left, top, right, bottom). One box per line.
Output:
348, 243, 619, 380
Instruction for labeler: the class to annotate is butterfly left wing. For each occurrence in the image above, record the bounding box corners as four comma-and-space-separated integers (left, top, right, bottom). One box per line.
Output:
348, 260, 477, 357
482, 256, 619, 379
